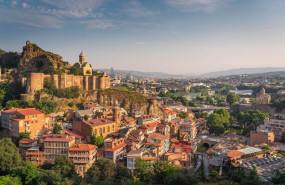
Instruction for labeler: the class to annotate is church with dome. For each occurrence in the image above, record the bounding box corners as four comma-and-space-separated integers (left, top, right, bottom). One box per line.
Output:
73, 51, 93, 75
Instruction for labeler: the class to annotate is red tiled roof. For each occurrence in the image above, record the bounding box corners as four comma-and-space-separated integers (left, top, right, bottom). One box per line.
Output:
140, 122, 160, 129
83, 118, 115, 127
19, 138, 37, 144
227, 150, 245, 159
44, 134, 75, 142
148, 133, 168, 140
104, 143, 126, 152
69, 144, 97, 151
124, 117, 136, 123
3, 108, 43, 115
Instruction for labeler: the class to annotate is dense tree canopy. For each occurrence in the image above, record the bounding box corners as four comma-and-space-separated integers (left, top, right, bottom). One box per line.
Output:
227, 93, 240, 106
0, 138, 22, 174
207, 109, 230, 135
52, 123, 62, 134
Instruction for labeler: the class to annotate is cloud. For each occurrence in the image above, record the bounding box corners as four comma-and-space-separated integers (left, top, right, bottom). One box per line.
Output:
0, 0, 105, 28
40, 0, 103, 11
135, 42, 146, 45
79, 20, 115, 29
22, 3, 29, 8
0, 7, 62, 28
122, 1, 158, 17
166, 0, 234, 13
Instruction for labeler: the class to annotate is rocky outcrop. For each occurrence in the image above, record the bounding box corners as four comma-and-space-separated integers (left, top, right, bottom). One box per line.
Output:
0, 50, 21, 69
17, 41, 68, 77
96, 89, 163, 116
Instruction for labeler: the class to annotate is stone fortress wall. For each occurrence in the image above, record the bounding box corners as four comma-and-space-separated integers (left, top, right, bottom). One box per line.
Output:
21, 72, 110, 101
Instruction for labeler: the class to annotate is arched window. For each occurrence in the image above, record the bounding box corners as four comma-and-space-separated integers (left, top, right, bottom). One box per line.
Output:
94, 129, 97, 136
103, 127, 105, 133
112, 125, 114, 131
107, 126, 110, 132
99, 128, 102, 134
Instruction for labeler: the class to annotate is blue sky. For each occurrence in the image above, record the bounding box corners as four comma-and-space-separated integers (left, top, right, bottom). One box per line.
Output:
0, 0, 284, 74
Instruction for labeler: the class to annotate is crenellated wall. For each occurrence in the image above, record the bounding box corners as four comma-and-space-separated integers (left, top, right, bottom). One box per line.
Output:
22, 72, 110, 100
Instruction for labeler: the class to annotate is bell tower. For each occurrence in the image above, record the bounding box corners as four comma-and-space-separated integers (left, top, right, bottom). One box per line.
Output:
79, 51, 86, 64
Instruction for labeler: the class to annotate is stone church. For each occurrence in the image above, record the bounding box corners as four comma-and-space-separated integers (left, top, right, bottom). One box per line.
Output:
257, 87, 271, 104
73, 51, 93, 75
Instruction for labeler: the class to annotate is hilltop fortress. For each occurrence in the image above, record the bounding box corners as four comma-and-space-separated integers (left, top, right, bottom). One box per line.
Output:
20, 44, 110, 101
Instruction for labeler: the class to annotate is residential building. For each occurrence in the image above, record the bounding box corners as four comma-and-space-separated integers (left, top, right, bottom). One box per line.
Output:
122, 117, 137, 128
75, 110, 95, 121
83, 102, 103, 111
156, 123, 170, 136
137, 115, 160, 125
104, 138, 126, 162
250, 131, 275, 146
162, 109, 177, 122
257, 115, 285, 140
68, 143, 98, 176
43, 134, 75, 162
145, 133, 170, 157
179, 120, 197, 141
19, 138, 38, 158
127, 147, 158, 170
164, 141, 191, 169
1, 108, 47, 138
139, 122, 160, 135
25, 146, 45, 165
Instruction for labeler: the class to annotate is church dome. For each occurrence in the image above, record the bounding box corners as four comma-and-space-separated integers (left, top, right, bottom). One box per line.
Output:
79, 51, 85, 57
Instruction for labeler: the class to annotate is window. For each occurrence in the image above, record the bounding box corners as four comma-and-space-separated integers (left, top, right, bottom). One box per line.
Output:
103, 127, 105, 133
107, 126, 110, 132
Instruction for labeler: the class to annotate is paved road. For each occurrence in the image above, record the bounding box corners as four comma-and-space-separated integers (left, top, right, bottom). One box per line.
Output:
203, 154, 209, 177
195, 155, 202, 171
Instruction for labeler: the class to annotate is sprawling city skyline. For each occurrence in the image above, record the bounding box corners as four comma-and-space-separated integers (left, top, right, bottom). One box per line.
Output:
0, 0, 284, 74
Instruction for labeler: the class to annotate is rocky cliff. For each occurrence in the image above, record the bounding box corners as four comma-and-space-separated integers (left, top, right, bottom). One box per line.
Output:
0, 41, 69, 78
17, 41, 68, 76
92, 89, 163, 116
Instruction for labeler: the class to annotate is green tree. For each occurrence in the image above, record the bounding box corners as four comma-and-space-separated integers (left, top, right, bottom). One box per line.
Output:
227, 93, 241, 106
115, 165, 131, 184
0, 89, 6, 108
261, 144, 270, 150
195, 112, 209, 119
158, 92, 167, 97
11, 161, 39, 185
134, 159, 153, 182
85, 163, 100, 184
271, 171, 285, 184
165, 172, 198, 185
84, 115, 90, 121
87, 158, 116, 181
53, 155, 75, 178
242, 168, 261, 185
237, 110, 269, 135
231, 168, 245, 182
19, 132, 30, 140
0, 175, 22, 185
68, 102, 74, 107
177, 112, 189, 118
209, 170, 219, 180
207, 109, 230, 135
152, 160, 181, 184
0, 138, 22, 174
52, 123, 62, 134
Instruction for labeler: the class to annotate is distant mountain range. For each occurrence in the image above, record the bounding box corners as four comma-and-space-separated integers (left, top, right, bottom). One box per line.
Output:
195, 67, 285, 78
98, 67, 285, 79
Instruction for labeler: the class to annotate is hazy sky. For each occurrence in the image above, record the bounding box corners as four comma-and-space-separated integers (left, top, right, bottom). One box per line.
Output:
0, 0, 284, 74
